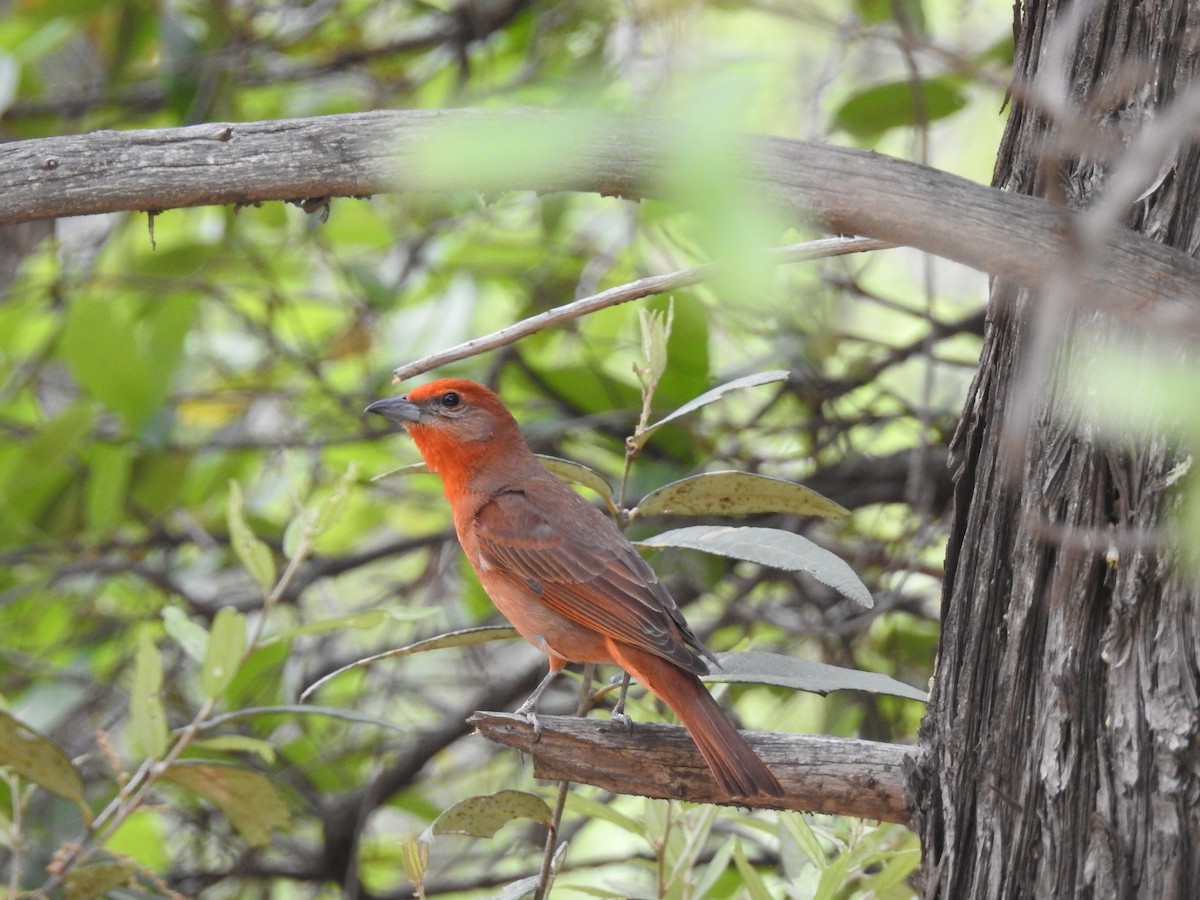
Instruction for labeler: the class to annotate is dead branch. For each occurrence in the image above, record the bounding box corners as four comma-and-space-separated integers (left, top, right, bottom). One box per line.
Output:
468, 711, 912, 824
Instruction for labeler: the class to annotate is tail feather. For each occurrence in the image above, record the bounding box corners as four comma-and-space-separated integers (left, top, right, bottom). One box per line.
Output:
611, 643, 783, 799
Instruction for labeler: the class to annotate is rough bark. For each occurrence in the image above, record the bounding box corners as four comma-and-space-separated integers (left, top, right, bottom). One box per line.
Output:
2, 110, 1200, 332
469, 711, 912, 823
911, 1, 1200, 897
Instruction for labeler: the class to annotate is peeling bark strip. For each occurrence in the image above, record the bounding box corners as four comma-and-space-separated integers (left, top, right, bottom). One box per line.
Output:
911, 1, 1200, 897
1, 109, 1200, 332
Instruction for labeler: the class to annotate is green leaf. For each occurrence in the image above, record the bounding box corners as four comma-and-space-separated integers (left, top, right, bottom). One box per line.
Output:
665, 805, 718, 892
161, 606, 209, 663
84, 444, 133, 531
638, 525, 873, 608
266, 609, 390, 644
732, 839, 774, 900
781, 812, 829, 869
0, 403, 95, 539
131, 630, 168, 759
60, 294, 197, 430
855, 0, 926, 29
163, 761, 291, 847
537, 455, 614, 503
693, 835, 738, 898
191, 735, 277, 764
422, 790, 553, 841
564, 793, 643, 835
631, 370, 790, 449
299, 625, 520, 701
227, 481, 277, 590
370, 461, 429, 482
401, 834, 429, 887
634, 471, 848, 520
639, 302, 673, 386
413, 110, 609, 195
0, 710, 91, 822
200, 607, 246, 700
64, 860, 137, 900
495, 874, 544, 900
833, 77, 967, 139
708, 651, 927, 702
313, 462, 360, 534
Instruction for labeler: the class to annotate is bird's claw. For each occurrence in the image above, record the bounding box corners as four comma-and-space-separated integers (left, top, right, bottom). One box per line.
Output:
513, 703, 544, 742
610, 709, 633, 733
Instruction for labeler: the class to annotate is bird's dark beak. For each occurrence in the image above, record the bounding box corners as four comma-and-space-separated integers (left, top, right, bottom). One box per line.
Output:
365, 395, 422, 425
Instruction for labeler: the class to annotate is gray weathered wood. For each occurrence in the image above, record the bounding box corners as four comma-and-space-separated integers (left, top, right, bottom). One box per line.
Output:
469, 710, 911, 823
2, 108, 1199, 333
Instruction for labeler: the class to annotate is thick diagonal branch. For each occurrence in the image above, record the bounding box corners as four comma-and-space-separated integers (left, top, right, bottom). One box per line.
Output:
2, 109, 1198, 331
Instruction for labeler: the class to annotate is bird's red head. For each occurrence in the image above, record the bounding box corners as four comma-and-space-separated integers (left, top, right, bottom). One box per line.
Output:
366, 379, 530, 486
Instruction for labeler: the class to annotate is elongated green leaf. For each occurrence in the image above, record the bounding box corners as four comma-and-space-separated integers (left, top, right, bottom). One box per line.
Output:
314, 462, 360, 533
834, 77, 967, 138
564, 793, 643, 835
299, 625, 520, 701
634, 471, 847, 520
200, 607, 246, 700
161, 606, 209, 663
422, 790, 553, 841
693, 834, 738, 898
631, 370, 789, 449
370, 461, 429, 482
732, 839, 774, 900
0, 710, 91, 822
0, 403, 95, 538
227, 481, 276, 590
131, 630, 168, 759
495, 875, 544, 900
537, 456, 614, 502
163, 761, 291, 847
192, 735, 276, 763
265, 609, 389, 644
64, 860, 137, 900
401, 834, 429, 888
781, 812, 829, 870
638, 525, 873, 608
707, 651, 927, 702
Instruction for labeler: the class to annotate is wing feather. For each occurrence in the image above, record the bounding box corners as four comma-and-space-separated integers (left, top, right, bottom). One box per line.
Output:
471, 480, 713, 675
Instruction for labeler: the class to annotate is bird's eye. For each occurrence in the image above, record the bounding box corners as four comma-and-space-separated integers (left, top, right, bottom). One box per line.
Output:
440, 391, 461, 409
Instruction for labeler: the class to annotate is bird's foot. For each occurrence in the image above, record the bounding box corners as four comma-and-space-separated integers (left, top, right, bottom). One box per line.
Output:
513, 701, 544, 741
609, 709, 633, 733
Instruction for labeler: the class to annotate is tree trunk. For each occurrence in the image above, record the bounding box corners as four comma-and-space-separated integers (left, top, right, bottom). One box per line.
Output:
911, 1, 1200, 897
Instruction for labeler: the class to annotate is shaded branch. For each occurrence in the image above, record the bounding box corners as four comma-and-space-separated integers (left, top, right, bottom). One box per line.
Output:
3, 109, 1199, 331
469, 711, 912, 825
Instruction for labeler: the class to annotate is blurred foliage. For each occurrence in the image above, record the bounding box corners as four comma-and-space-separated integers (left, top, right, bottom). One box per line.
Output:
0, 0, 1011, 896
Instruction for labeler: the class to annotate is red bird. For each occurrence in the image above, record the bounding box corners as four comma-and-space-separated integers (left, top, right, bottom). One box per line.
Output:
367, 378, 782, 799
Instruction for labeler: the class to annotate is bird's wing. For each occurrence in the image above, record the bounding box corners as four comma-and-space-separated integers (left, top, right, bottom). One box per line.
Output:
472, 483, 712, 675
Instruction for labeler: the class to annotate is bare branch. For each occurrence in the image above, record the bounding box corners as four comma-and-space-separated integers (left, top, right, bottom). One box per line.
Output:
3, 109, 1199, 333
392, 237, 891, 381
469, 711, 912, 824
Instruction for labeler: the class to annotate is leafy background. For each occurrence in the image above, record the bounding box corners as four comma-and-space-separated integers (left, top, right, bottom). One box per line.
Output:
0, 0, 1010, 897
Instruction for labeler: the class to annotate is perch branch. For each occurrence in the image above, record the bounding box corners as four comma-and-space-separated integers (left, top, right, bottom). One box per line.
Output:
468, 711, 912, 824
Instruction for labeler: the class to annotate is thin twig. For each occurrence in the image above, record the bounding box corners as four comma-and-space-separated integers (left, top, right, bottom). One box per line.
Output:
391, 237, 891, 382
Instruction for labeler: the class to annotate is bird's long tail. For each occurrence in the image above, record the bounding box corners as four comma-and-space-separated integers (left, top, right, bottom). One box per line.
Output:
611, 643, 783, 800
